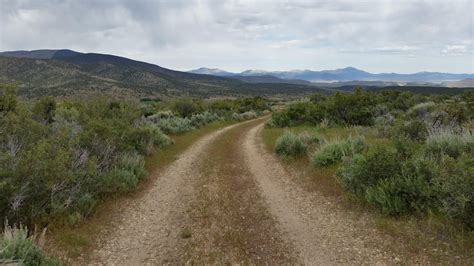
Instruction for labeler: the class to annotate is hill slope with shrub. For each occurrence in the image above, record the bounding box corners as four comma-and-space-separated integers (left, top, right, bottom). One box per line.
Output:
0, 51, 327, 99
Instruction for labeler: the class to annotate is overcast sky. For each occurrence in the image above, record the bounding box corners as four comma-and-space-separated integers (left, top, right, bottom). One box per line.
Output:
0, 0, 473, 73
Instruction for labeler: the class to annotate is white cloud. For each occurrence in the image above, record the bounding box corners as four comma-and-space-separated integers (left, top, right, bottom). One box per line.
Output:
0, 0, 472, 73
441, 45, 468, 56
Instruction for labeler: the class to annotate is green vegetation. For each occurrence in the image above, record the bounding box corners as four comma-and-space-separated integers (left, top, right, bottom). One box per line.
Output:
1, 223, 58, 265
312, 136, 366, 166
274, 132, 308, 157
0, 84, 270, 263
267, 88, 474, 229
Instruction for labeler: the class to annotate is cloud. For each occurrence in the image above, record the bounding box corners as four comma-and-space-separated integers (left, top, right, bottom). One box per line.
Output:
0, 0, 472, 73
441, 45, 468, 56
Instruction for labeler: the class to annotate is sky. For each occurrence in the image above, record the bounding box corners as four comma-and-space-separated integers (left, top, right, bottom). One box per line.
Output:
0, 0, 473, 73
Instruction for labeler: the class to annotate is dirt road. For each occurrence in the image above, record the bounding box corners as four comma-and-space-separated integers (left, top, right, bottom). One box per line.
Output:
84, 117, 418, 264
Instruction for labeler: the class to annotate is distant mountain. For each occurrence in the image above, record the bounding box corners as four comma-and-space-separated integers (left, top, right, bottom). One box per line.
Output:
188, 67, 234, 76
231, 75, 311, 85
0, 49, 325, 98
441, 78, 474, 88
189, 68, 313, 85
189, 67, 474, 83
0, 49, 82, 59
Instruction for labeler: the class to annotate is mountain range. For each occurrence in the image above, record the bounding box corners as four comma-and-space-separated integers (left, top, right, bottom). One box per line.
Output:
0, 49, 472, 99
0, 49, 325, 98
189, 67, 474, 84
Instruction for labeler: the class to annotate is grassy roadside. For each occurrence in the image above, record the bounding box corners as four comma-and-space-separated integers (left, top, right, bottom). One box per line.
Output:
261, 126, 474, 264
44, 120, 235, 262
262, 125, 367, 198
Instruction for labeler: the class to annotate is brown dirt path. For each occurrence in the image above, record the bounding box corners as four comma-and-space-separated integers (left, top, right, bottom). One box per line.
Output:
84, 120, 250, 265
172, 117, 297, 264
82, 117, 440, 265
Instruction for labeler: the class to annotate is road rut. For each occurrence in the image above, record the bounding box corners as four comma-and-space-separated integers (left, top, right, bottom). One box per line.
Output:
83, 117, 435, 265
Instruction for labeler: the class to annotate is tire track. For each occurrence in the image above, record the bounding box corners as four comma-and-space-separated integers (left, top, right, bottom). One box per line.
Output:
85, 121, 248, 265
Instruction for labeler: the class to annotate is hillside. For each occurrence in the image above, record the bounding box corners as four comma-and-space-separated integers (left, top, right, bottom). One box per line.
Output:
0, 50, 325, 98
442, 78, 474, 88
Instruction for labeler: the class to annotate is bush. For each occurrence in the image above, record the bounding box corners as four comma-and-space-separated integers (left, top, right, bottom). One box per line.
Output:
435, 155, 474, 228
407, 101, 436, 120
274, 132, 308, 157
325, 88, 376, 126
0, 224, 58, 265
266, 112, 290, 128
232, 110, 258, 121
0, 92, 174, 226
312, 136, 366, 167
0, 84, 18, 113
366, 175, 435, 216
337, 145, 401, 195
391, 119, 428, 142
189, 111, 221, 128
424, 130, 473, 159
338, 145, 443, 217
32, 97, 56, 124
0, 89, 270, 231
126, 124, 172, 154
147, 110, 223, 134
374, 114, 394, 137
171, 98, 202, 118
152, 116, 194, 134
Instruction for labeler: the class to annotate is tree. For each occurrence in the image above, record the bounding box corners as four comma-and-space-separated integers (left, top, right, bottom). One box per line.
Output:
0, 84, 18, 113
32, 97, 57, 124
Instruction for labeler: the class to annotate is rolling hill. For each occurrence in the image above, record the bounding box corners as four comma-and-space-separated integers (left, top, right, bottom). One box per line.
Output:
0, 49, 326, 98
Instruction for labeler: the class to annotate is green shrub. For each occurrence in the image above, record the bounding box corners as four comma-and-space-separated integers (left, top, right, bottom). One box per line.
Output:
99, 152, 148, 194
407, 101, 436, 120
312, 136, 366, 167
32, 97, 57, 124
374, 114, 394, 137
0, 224, 58, 265
366, 175, 435, 216
126, 124, 171, 154
391, 119, 428, 142
147, 110, 223, 134
171, 98, 203, 118
0, 89, 272, 229
232, 110, 258, 121
424, 130, 473, 159
325, 88, 376, 126
153, 117, 194, 134
274, 132, 308, 157
189, 111, 221, 127
298, 132, 324, 146
0, 84, 18, 113
266, 112, 290, 128
435, 155, 474, 228
337, 145, 401, 195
